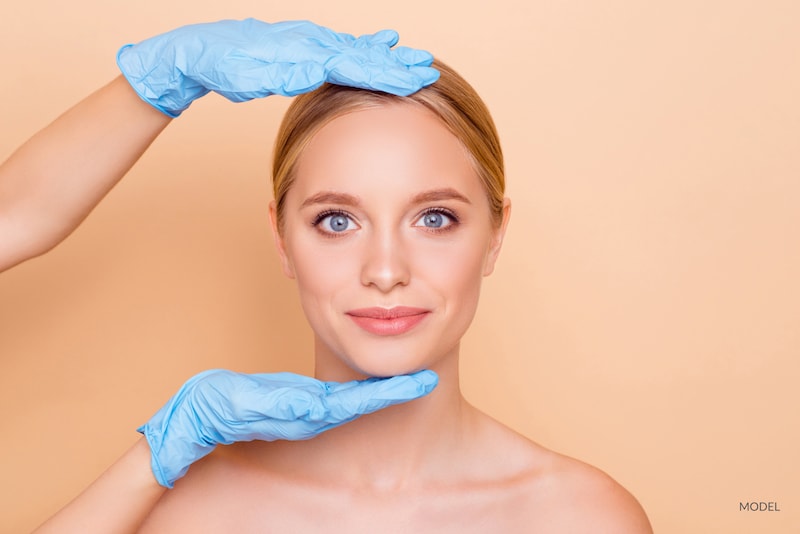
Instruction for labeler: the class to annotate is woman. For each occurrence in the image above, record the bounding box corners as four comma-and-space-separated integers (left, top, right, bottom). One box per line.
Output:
1, 19, 652, 532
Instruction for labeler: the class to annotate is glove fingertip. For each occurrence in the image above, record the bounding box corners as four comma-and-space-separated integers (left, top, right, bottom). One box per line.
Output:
364, 29, 400, 47
392, 46, 435, 67
418, 66, 441, 84
380, 370, 438, 399
368, 65, 440, 97
409, 369, 439, 394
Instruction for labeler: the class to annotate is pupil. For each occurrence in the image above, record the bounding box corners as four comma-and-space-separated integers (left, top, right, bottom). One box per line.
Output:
331, 215, 348, 231
425, 213, 443, 228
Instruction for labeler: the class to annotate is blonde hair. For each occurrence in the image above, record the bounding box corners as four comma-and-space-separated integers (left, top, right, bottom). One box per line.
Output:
272, 60, 504, 230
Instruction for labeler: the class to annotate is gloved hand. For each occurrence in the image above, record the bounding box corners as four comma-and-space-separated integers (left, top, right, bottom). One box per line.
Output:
138, 368, 438, 487
117, 19, 440, 117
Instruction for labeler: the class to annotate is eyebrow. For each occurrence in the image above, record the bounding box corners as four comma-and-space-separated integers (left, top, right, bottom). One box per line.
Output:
410, 188, 472, 205
299, 191, 361, 209
299, 187, 472, 209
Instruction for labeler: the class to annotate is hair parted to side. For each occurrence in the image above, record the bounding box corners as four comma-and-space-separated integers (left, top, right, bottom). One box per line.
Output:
271, 60, 505, 231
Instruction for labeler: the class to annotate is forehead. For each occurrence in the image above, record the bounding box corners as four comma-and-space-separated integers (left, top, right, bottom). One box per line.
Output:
290, 102, 483, 202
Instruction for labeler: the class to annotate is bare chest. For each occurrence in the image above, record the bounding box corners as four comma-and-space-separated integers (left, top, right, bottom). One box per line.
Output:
141, 473, 536, 533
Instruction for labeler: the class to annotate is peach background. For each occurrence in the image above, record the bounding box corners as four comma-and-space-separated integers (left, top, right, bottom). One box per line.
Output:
1, 1, 798, 532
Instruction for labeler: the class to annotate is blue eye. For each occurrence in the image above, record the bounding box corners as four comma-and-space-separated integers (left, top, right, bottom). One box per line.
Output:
326, 214, 351, 232
313, 211, 357, 235
422, 212, 444, 228
414, 209, 457, 230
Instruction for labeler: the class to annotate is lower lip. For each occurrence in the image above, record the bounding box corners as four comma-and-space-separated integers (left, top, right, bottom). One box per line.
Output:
347, 313, 429, 336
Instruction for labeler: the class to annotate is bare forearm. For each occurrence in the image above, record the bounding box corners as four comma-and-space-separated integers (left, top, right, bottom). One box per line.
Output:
0, 76, 171, 272
34, 438, 166, 534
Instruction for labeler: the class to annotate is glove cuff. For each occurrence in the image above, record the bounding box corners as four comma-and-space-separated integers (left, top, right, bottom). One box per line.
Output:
137, 423, 176, 488
116, 44, 210, 118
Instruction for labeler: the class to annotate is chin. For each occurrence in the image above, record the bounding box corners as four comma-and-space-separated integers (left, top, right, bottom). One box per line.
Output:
340, 348, 431, 379
320, 337, 453, 379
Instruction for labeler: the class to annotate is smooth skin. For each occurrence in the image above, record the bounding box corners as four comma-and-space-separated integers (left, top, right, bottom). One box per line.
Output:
0, 79, 652, 534
3, 78, 171, 533
0, 77, 170, 273
1, 59, 651, 534
134, 104, 653, 533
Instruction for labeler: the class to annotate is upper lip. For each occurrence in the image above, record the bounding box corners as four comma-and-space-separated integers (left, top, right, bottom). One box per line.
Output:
345, 306, 430, 319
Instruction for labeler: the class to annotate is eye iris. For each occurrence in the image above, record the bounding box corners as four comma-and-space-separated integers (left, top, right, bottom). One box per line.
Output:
329, 215, 349, 232
424, 212, 444, 228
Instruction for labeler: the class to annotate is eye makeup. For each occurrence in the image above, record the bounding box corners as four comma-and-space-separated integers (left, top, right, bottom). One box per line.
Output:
412, 207, 460, 233
311, 209, 359, 237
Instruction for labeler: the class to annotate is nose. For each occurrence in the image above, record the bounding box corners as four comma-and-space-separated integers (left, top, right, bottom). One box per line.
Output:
359, 228, 411, 292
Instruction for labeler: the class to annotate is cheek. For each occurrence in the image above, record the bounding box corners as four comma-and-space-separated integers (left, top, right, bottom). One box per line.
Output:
411, 236, 489, 319
285, 227, 491, 331
289, 238, 358, 309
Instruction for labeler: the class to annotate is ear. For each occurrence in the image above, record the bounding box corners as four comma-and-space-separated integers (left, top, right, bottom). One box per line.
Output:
483, 197, 511, 276
268, 200, 296, 279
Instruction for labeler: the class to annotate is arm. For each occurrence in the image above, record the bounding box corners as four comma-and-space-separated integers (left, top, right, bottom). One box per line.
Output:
33, 370, 438, 533
0, 19, 438, 273
5, 17, 438, 531
33, 438, 166, 534
0, 76, 170, 272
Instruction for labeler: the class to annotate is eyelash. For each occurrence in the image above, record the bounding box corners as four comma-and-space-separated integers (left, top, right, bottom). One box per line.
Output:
415, 207, 460, 233
311, 209, 356, 238
310, 207, 460, 237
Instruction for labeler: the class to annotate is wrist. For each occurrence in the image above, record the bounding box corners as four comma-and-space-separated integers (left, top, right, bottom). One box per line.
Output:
116, 43, 208, 118
137, 405, 217, 488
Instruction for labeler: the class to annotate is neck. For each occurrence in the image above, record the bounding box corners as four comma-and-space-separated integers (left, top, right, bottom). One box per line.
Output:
298, 341, 473, 492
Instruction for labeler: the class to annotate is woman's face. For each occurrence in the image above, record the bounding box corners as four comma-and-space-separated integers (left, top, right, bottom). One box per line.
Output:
270, 102, 509, 379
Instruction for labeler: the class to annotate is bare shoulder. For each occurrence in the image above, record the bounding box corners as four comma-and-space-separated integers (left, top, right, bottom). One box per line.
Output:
518, 444, 653, 533
471, 412, 651, 533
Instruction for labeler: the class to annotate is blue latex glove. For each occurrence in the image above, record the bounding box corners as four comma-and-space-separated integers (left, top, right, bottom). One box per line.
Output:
117, 19, 440, 117
138, 369, 438, 488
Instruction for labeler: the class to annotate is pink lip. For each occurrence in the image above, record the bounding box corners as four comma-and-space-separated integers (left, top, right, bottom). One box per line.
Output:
346, 307, 430, 336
